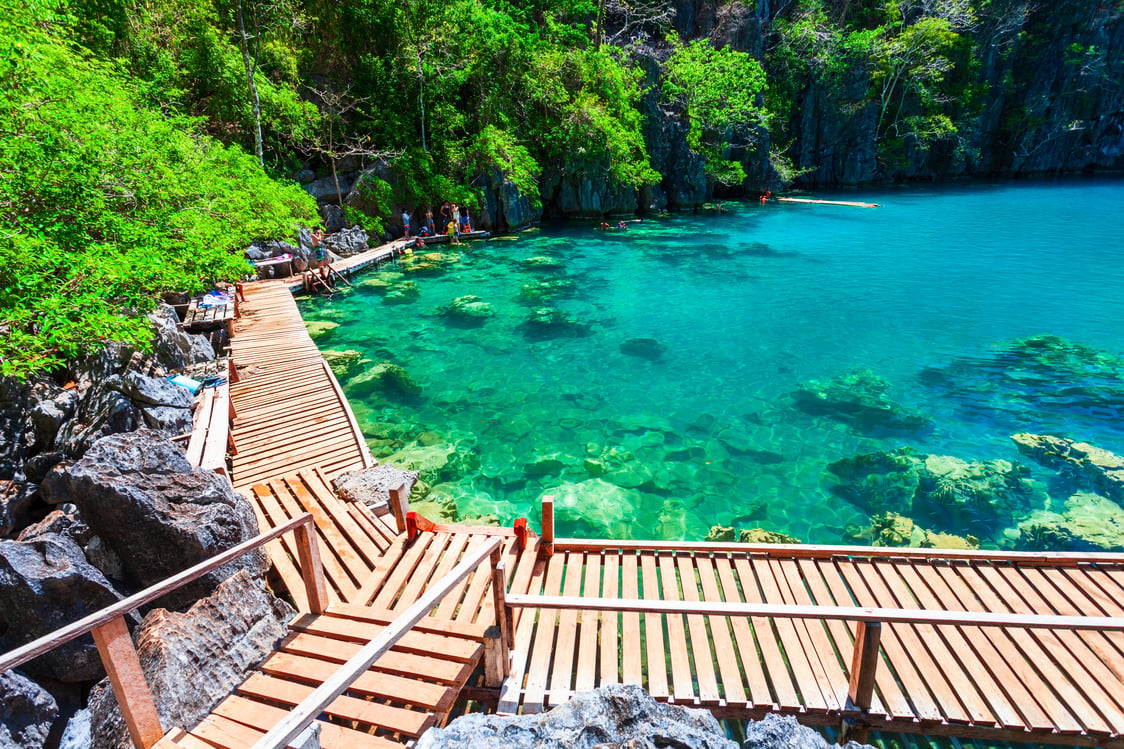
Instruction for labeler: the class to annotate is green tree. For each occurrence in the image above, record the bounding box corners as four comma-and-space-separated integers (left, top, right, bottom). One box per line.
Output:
664, 38, 769, 184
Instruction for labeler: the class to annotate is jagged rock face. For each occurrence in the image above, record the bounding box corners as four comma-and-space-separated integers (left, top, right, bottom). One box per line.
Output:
0, 377, 32, 481
742, 713, 874, 749
0, 534, 124, 681
333, 465, 420, 515
478, 168, 542, 231
0, 670, 59, 749
415, 683, 737, 749
147, 304, 215, 371
1011, 433, 1124, 504
39, 429, 266, 609
319, 203, 349, 233
323, 226, 369, 257
89, 570, 294, 749
541, 168, 640, 219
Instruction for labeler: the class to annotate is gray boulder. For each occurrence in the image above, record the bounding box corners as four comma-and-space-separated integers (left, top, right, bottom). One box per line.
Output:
39, 429, 265, 609
742, 713, 874, 749
25, 384, 78, 454
319, 204, 348, 233
140, 405, 193, 435
415, 683, 736, 749
323, 226, 369, 257
89, 570, 294, 749
0, 376, 31, 480
333, 465, 419, 515
0, 534, 124, 681
105, 372, 192, 409
0, 481, 37, 539
304, 173, 356, 205
147, 304, 214, 371
0, 670, 58, 749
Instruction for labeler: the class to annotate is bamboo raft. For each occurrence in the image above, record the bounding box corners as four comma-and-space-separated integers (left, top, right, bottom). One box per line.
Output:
776, 197, 881, 208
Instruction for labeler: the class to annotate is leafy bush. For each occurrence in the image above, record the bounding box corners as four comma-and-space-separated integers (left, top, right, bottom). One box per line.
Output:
0, 4, 316, 376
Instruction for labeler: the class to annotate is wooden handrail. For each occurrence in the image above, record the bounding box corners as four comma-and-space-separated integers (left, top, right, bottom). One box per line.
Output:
0, 513, 321, 675
503, 594, 1124, 631
250, 536, 505, 749
551, 537, 1124, 566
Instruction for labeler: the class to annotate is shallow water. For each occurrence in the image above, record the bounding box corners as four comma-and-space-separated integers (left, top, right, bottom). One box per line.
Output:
301, 179, 1124, 546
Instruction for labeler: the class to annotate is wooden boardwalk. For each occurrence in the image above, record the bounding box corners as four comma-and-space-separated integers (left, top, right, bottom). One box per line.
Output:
155, 276, 1124, 749
228, 283, 373, 490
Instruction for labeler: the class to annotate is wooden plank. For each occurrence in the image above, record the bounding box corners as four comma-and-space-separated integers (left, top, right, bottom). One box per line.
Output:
295, 470, 385, 572
210, 695, 394, 748
497, 546, 549, 714
744, 555, 829, 712
280, 631, 473, 685
371, 533, 435, 611
290, 613, 480, 662
354, 534, 409, 606
867, 559, 989, 725
810, 559, 908, 719
599, 551, 620, 687
390, 532, 451, 611
975, 564, 1124, 735
185, 388, 216, 467
714, 555, 773, 709
574, 551, 601, 693
836, 559, 944, 722
694, 556, 747, 708
771, 558, 848, 711
235, 673, 433, 736
546, 551, 584, 707
455, 539, 510, 623
325, 604, 488, 640
269, 477, 356, 602
730, 555, 801, 711
658, 552, 695, 703
257, 650, 452, 712
620, 551, 642, 687
199, 387, 230, 471
248, 486, 309, 611
894, 560, 1025, 729
640, 551, 669, 700
521, 552, 567, 713
92, 616, 164, 749
933, 563, 1088, 735
675, 553, 720, 704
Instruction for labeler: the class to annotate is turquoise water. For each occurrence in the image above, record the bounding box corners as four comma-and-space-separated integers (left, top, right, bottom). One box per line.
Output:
301, 179, 1124, 546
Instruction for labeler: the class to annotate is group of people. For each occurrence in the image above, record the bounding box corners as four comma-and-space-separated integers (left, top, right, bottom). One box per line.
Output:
402, 201, 472, 243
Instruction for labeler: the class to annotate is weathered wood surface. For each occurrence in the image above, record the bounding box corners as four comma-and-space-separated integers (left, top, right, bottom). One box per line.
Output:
500, 544, 1124, 748
182, 294, 236, 331
228, 283, 373, 490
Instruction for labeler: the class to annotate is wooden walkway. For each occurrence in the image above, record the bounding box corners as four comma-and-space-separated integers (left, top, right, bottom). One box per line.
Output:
228, 283, 373, 490
160, 276, 1124, 749
497, 539, 1124, 748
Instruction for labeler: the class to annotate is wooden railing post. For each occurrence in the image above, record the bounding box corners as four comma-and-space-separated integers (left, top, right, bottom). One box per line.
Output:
540, 496, 554, 558
91, 616, 164, 749
389, 483, 410, 534
513, 518, 528, 552
840, 620, 882, 743
484, 551, 511, 687
294, 518, 329, 615
405, 512, 419, 542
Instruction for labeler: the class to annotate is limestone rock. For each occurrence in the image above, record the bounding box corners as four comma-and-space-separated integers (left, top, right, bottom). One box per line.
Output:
105, 372, 193, 409
0, 534, 124, 681
89, 571, 293, 749
867, 512, 979, 550
322, 349, 367, 378
40, 429, 265, 609
739, 528, 801, 545
0, 481, 36, 539
347, 361, 422, 397
1016, 492, 1124, 552
619, 338, 666, 361
333, 465, 419, 515
547, 479, 641, 539
322, 226, 369, 257
146, 304, 214, 371
793, 370, 930, 434
706, 525, 737, 542
305, 320, 339, 340
1011, 433, 1124, 503
415, 683, 735, 749
319, 203, 348, 233
742, 712, 874, 749
0, 670, 58, 749
439, 295, 495, 322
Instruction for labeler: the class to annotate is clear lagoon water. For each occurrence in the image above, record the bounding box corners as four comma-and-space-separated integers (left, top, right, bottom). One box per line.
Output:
300, 179, 1124, 546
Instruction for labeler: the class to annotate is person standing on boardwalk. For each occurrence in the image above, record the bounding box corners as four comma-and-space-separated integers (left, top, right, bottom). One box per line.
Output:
459, 207, 472, 234
401, 208, 412, 238
425, 207, 436, 235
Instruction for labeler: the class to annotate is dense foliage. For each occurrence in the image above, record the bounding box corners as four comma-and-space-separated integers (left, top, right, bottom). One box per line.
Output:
0, 0, 316, 376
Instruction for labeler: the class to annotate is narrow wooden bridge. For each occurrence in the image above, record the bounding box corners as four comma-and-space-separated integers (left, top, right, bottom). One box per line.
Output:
8, 269, 1123, 749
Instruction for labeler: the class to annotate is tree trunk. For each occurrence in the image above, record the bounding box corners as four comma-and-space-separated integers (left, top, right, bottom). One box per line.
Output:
416, 49, 427, 152
237, 0, 265, 167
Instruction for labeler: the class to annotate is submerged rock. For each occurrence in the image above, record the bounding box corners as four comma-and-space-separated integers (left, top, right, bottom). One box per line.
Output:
384, 281, 421, 304
1014, 491, 1124, 552
547, 479, 642, 539
1011, 433, 1124, 503
620, 337, 666, 361
322, 349, 367, 378
439, 295, 496, 322
520, 255, 566, 272
827, 447, 1039, 538
89, 570, 293, 749
705, 525, 801, 544
520, 307, 590, 340
517, 279, 574, 303
347, 361, 422, 397
793, 369, 930, 433
866, 512, 979, 550
305, 320, 339, 339
415, 683, 735, 749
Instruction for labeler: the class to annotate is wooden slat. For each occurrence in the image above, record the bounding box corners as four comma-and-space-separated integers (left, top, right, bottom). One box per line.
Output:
599, 551, 620, 687
574, 552, 601, 693
714, 555, 773, 709
676, 554, 719, 704
546, 551, 584, 707
640, 551, 668, 699
728, 555, 800, 710
521, 552, 567, 713
620, 551, 642, 687
210, 694, 393, 748
694, 556, 747, 708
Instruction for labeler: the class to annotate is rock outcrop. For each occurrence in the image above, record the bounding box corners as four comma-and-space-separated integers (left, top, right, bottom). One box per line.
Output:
793, 370, 930, 434
89, 571, 293, 749
0, 669, 59, 749
1011, 433, 1124, 503
1014, 491, 1124, 552
333, 465, 420, 515
39, 429, 265, 609
0, 534, 124, 681
415, 683, 736, 749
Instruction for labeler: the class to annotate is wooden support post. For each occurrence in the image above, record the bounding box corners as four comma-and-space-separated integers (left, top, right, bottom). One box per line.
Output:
406, 511, 420, 542
491, 554, 513, 649
483, 625, 508, 688
389, 483, 410, 534
294, 519, 330, 615
840, 620, 882, 744
540, 496, 554, 559
91, 616, 164, 749
227, 357, 239, 384
513, 518, 528, 552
